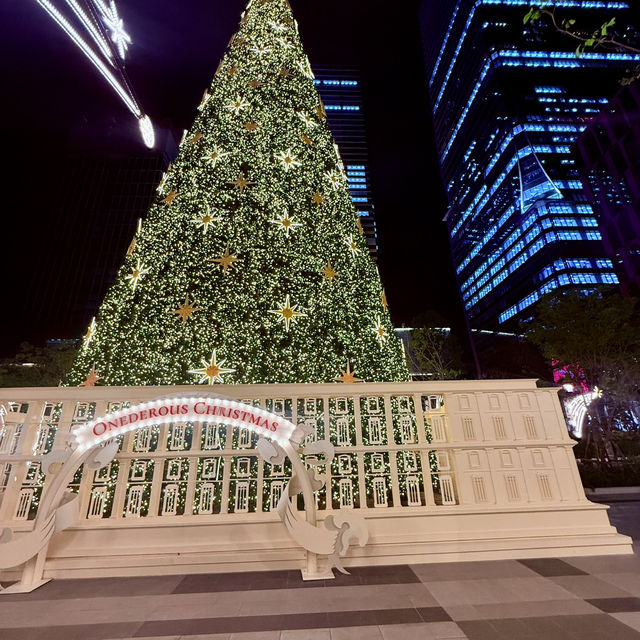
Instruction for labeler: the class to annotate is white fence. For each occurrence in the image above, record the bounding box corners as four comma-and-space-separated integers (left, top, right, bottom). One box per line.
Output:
0, 379, 631, 580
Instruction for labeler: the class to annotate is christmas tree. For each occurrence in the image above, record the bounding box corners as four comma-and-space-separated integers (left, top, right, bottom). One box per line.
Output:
68, 0, 409, 386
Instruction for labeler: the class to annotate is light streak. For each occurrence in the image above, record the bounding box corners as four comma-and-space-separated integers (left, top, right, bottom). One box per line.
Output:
35, 0, 154, 147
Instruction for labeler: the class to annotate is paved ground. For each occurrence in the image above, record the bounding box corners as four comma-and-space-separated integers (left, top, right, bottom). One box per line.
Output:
1, 501, 639, 640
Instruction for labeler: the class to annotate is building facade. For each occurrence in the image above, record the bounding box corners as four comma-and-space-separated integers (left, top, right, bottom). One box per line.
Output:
574, 80, 640, 293
419, 0, 640, 329
313, 67, 379, 259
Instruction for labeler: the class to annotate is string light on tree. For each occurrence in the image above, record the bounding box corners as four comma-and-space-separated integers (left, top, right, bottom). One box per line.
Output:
67, 0, 408, 386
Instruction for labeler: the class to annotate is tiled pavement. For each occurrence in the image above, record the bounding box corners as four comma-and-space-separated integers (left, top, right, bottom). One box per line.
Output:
1, 501, 639, 640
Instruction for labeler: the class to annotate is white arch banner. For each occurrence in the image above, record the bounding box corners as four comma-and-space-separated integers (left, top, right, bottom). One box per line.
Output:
73, 396, 297, 450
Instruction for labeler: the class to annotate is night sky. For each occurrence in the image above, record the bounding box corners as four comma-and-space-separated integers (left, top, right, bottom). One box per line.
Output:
0, 0, 455, 357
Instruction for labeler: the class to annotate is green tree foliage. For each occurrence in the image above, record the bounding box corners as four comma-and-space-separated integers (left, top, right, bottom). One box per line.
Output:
67, 0, 408, 386
525, 288, 640, 459
524, 5, 640, 83
409, 313, 464, 380
0, 342, 78, 388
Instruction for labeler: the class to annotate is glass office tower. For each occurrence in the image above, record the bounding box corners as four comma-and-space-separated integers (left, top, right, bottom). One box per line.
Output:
313, 66, 379, 259
419, 0, 640, 329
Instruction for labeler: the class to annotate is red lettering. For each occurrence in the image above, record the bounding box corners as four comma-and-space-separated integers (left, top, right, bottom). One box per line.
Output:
108, 420, 119, 430
158, 406, 169, 417
93, 422, 107, 436
180, 404, 188, 415
139, 410, 148, 421
194, 402, 206, 414
119, 416, 127, 426
232, 409, 240, 420
149, 408, 158, 418
271, 421, 278, 432
169, 405, 180, 416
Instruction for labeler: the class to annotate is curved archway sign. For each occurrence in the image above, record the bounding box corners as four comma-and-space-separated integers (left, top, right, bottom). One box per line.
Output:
0, 393, 367, 593
74, 396, 297, 450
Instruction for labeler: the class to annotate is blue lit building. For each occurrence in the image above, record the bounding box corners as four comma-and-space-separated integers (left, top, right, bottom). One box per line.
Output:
313, 66, 379, 259
419, 0, 640, 329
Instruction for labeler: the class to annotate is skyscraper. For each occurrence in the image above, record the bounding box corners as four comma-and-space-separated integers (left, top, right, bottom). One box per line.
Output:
419, 0, 640, 329
574, 80, 640, 293
313, 66, 379, 259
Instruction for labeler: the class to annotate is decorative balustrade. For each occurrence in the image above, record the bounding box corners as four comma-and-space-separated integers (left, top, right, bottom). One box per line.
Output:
0, 380, 631, 587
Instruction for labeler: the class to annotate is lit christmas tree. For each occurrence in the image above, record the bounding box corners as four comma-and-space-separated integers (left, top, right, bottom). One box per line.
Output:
68, 0, 409, 386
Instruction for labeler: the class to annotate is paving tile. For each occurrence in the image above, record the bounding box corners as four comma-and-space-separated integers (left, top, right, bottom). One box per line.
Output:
587, 597, 640, 613
0, 621, 143, 640
380, 622, 467, 639
0, 575, 184, 601
330, 626, 383, 640
596, 573, 640, 597
229, 633, 281, 640
416, 607, 453, 622
424, 576, 577, 606
410, 560, 537, 582
281, 630, 332, 640
561, 554, 640, 575
612, 612, 640, 633
551, 612, 640, 640
549, 575, 633, 599
446, 599, 600, 621
517, 558, 589, 577
456, 620, 511, 640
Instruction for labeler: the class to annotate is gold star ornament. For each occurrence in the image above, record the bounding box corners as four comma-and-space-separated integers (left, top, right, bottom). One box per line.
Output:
229, 173, 255, 192
126, 259, 150, 291
79, 364, 100, 387
211, 247, 241, 274
346, 234, 361, 257
189, 350, 235, 384
269, 295, 306, 331
372, 317, 387, 343
335, 362, 363, 384
190, 132, 203, 144
202, 146, 230, 168
169, 294, 202, 325
243, 121, 259, 132
163, 190, 178, 205
191, 205, 221, 234
320, 261, 338, 283
312, 191, 326, 205
381, 289, 388, 309
270, 211, 302, 237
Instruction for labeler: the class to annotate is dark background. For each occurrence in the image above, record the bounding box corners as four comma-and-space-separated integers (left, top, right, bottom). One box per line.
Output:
0, 0, 455, 357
